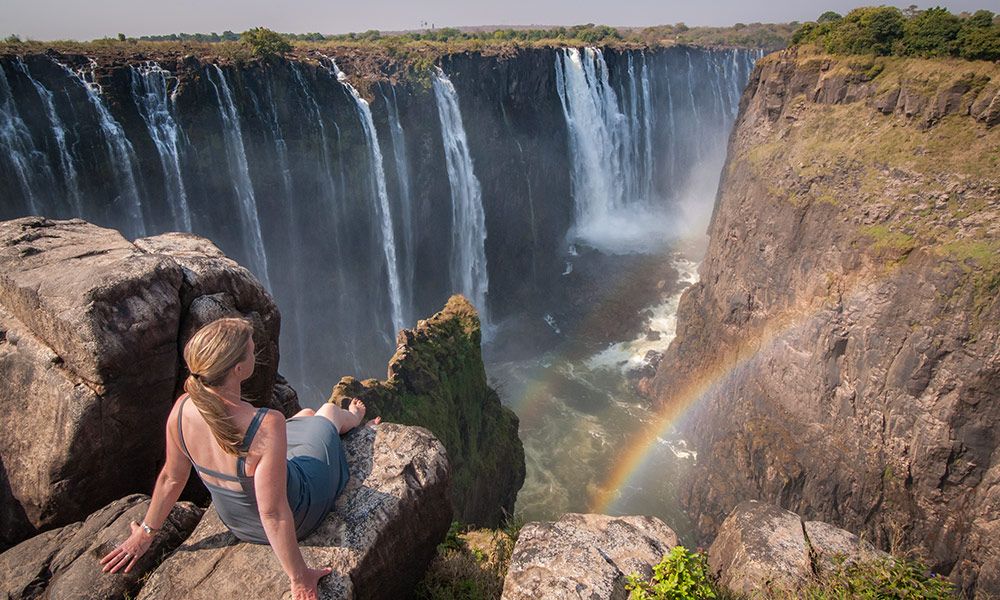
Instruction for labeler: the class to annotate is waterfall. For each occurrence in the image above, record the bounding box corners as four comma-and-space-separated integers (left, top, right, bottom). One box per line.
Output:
12, 58, 82, 217
431, 68, 490, 329
555, 47, 657, 248
639, 54, 654, 203
381, 84, 415, 319
64, 60, 147, 238
205, 64, 270, 289
254, 72, 307, 386
0, 63, 51, 216
326, 60, 406, 337
129, 62, 192, 231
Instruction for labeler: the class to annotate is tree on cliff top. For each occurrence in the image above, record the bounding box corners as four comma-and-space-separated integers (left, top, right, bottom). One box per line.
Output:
240, 27, 292, 58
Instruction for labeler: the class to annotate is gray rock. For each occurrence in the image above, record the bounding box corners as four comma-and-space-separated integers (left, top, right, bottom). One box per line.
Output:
0, 494, 202, 600
0, 218, 183, 547
134, 232, 286, 409
708, 502, 890, 596
0, 218, 297, 549
501, 513, 678, 600
708, 501, 812, 595
136, 423, 452, 600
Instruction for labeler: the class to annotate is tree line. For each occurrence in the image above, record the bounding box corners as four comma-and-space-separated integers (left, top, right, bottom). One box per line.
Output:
791, 6, 1000, 60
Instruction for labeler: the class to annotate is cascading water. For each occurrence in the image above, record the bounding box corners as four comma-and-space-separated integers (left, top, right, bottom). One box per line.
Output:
0, 63, 50, 216
205, 64, 270, 289
12, 58, 82, 216
0, 46, 760, 406
380, 84, 416, 321
1, 45, 763, 528
66, 60, 147, 238
431, 67, 490, 330
555, 47, 660, 253
326, 58, 406, 338
129, 62, 192, 231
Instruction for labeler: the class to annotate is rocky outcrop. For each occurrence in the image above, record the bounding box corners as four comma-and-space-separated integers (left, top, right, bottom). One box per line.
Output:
651, 49, 1000, 596
0, 493, 202, 600
0, 217, 297, 549
136, 423, 452, 600
501, 513, 677, 600
708, 501, 885, 596
331, 295, 524, 527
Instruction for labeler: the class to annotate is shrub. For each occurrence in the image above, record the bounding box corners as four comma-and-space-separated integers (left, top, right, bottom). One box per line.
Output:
801, 555, 957, 599
240, 27, 291, 58
824, 7, 906, 56
625, 546, 717, 600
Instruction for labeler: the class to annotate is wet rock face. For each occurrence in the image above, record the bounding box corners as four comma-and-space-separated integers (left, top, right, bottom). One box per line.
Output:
0, 217, 297, 549
331, 295, 525, 527
501, 513, 678, 600
0, 494, 202, 600
136, 423, 452, 600
708, 501, 886, 597
652, 50, 1000, 596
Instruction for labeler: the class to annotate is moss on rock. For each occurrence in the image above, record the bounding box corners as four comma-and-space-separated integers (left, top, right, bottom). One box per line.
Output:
331, 295, 525, 526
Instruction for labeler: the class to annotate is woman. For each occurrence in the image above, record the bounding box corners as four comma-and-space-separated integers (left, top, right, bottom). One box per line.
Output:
99, 317, 377, 600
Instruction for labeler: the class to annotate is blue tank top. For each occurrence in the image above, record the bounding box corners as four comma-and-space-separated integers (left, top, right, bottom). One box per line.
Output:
176, 396, 308, 544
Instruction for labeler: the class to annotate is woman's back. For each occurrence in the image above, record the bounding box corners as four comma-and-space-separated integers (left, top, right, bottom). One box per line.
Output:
176, 394, 349, 544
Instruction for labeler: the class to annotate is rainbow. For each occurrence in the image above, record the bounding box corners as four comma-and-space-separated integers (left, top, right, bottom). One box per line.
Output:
587, 265, 886, 515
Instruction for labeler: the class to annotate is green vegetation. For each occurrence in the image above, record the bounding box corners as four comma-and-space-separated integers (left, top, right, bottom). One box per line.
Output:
792, 6, 1000, 60
416, 518, 522, 600
625, 547, 956, 600
240, 27, 292, 58
626, 546, 718, 600
799, 555, 957, 599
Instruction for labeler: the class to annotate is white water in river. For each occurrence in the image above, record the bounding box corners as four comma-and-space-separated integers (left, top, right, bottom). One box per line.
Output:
489, 251, 701, 540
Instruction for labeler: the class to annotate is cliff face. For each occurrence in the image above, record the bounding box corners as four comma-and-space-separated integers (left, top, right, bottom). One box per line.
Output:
652, 48, 1000, 596
333, 295, 525, 527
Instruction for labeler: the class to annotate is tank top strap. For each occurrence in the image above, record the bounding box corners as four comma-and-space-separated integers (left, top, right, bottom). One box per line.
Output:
236, 407, 268, 479
177, 394, 245, 484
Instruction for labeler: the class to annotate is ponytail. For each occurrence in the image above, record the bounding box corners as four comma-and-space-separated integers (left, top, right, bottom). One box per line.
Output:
182, 318, 255, 456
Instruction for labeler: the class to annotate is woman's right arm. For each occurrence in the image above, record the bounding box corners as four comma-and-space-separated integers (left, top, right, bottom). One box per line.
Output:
254, 411, 331, 599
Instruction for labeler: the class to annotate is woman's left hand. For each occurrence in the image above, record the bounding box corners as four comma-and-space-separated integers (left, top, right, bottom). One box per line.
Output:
99, 520, 154, 574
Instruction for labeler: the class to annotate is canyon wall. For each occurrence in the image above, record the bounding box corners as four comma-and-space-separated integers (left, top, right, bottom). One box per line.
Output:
652, 48, 1000, 596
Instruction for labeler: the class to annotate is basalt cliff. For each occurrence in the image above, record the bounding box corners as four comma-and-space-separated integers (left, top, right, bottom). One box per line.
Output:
651, 48, 1000, 596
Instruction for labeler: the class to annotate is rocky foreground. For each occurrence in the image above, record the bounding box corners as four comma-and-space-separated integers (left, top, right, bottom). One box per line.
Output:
651, 47, 1000, 596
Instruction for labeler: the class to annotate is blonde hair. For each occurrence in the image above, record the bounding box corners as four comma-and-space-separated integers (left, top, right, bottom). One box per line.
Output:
182, 317, 255, 456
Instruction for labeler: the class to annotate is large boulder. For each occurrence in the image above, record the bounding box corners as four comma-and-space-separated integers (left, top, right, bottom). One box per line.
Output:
0, 493, 202, 600
708, 501, 886, 596
136, 423, 452, 600
501, 513, 678, 600
0, 217, 297, 549
331, 295, 524, 527
134, 232, 281, 406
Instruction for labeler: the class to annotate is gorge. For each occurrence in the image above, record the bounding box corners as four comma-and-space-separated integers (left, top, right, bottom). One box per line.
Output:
3, 25, 999, 598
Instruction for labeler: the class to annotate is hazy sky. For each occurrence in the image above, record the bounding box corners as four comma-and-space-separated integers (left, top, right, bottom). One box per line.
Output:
4, 0, 994, 41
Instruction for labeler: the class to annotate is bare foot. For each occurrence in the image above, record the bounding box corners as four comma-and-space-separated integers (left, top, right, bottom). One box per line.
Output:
348, 398, 367, 421
369, 416, 382, 427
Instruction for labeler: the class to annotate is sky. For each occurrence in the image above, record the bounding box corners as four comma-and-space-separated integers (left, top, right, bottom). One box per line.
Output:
3, 0, 994, 41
